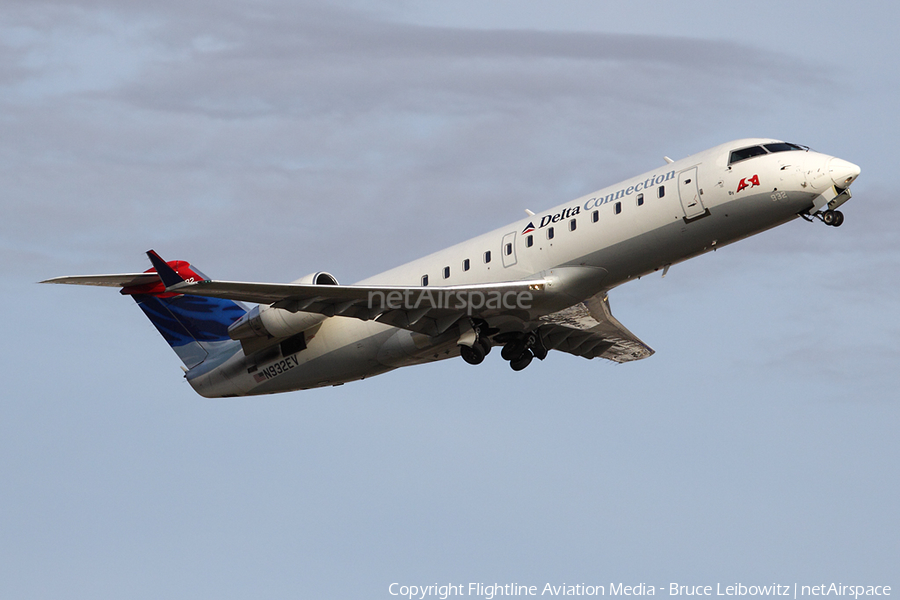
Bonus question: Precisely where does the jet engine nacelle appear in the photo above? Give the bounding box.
[227,271,338,340]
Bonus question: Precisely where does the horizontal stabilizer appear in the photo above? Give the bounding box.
[40,273,161,288]
[41,251,246,369]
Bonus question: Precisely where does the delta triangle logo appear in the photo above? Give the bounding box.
[522,222,535,234]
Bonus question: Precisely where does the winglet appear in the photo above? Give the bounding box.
[146,250,185,288]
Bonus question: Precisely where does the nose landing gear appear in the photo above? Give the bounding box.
[804,209,845,227]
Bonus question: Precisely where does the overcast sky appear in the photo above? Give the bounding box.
[2,1,898,598]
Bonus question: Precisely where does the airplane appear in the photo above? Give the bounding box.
[42,138,860,397]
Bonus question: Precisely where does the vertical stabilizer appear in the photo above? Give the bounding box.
[121,251,247,368]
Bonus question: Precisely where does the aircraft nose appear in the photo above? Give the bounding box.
[829,157,860,189]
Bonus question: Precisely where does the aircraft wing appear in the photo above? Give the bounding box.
[536,293,654,363]
[168,278,548,338]
[173,279,652,363]
[45,270,652,363]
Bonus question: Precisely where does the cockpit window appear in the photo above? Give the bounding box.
[763,142,805,154]
[728,146,767,165]
[729,142,806,166]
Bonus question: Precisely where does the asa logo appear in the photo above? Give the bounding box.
[736,174,760,193]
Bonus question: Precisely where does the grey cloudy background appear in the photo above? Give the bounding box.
[2,1,898,598]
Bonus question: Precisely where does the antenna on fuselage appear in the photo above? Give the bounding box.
[663,156,674,164]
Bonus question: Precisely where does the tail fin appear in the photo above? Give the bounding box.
[42,251,247,368]
[119,251,247,368]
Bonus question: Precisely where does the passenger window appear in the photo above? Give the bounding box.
[547,227,555,240]
[658,185,665,199]
[505,243,512,256]
[421,275,429,286]
[615,202,622,214]
[592,210,599,223]
[463,258,470,271]
[569,219,576,232]
[443,266,450,279]
[637,193,644,206]
[526,235,533,247]
[484,251,491,264]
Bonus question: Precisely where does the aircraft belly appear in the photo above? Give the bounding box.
[187,319,397,396]
[376,327,459,368]
[250,320,397,393]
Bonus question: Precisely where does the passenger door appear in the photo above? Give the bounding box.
[501,231,518,268]
[677,166,707,221]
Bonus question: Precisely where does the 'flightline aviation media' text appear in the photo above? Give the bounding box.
[388,583,891,600]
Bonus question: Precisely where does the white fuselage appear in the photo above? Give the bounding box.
[187,139,855,397]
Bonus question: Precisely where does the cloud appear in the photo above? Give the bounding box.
[107,7,807,120]
[2,1,829,281]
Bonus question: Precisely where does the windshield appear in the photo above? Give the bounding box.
[729,142,806,166]
[763,142,805,154]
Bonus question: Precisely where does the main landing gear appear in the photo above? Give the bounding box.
[458,321,548,371]
[459,333,493,365]
[458,319,495,366]
[495,330,548,371]
[804,209,845,227]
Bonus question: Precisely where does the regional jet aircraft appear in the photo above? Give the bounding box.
[43,139,860,397]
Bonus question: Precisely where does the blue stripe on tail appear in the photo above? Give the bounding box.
[133,294,247,368]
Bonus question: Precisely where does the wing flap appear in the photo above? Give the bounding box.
[538,293,653,363]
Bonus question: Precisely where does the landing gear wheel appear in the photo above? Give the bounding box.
[832,210,844,227]
[460,343,486,365]
[823,210,836,225]
[510,350,534,371]
[501,340,526,361]
[477,336,492,356]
